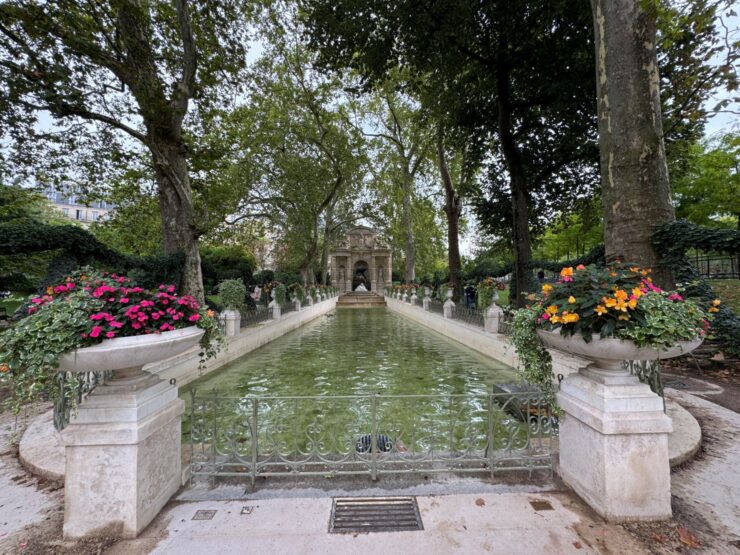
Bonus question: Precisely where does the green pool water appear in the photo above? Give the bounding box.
[182,309,536,455]
[183,308,518,399]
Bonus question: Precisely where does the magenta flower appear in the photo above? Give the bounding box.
[105,331,116,339]
[89,326,103,339]
[188,313,201,322]
[109,321,123,329]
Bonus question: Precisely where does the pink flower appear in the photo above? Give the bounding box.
[167,285,175,293]
[151,312,161,320]
[668,293,684,302]
[105,331,116,339]
[541,313,550,320]
[131,322,142,330]
[89,326,103,339]
[66,282,75,289]
[90,312,111,321]
[188,313,201,322]
[160,323,173,331]
[27,307,37,314]
[120,297,129,304]
[109,320,123,329]
[31,297,45,304]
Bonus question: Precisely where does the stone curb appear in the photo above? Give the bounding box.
[666,397,702,468]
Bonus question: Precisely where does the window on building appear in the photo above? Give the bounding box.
[92,211,99,221]
[75,209,83,220]
[61,208,69,216]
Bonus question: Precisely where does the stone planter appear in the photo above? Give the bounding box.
[57,326,204,539]
[221,308,241,337]
[538,329,702,522]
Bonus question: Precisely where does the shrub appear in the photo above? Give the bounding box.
[218,279,247,310]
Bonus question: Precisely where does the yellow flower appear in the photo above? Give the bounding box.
[610,272,617,277]
[568,296,576,304]
[630,266,640,273]
[604,297,617,308]
[546,305,559,315]
[595,305,607,316]
[618,314,630,321]
[628,299,637,309]
[550,315,561,324]
[563,313,580,323]
[708,307,719,313]
[560,267,574,278]
[46,286,54,295]
[615,300,628,312]
[615,289,628,301]
[542,284,553,294]
[631,288,643,298]
[712,299,721,307]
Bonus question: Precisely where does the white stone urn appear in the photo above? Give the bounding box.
[58,326,204,383]
[57,326,204,539]
[537,330,702,372]
[445,287,454,300]
[424,286,431,297]
[484,304,504,333]
[538,328,702,522]
[410,290,418,305]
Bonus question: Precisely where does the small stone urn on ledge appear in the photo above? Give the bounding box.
[57,326,204,539]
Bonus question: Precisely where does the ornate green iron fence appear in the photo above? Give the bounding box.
[186,389,555,486]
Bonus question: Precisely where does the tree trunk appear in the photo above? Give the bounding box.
[320,226,330,285]
[496,66,533,307]
[401,166,416,282]
[591,0,675,287]
[149,137,204,303]
[437,133,463,301]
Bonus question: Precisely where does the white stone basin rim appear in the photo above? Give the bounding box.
[57,326,205,373]
[537,329,702,362]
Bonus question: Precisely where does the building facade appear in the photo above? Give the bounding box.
[44,187,115,227]
[329,227,392,293]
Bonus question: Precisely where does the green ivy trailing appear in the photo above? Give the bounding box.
[653,220,740,355]
[511,306,556,409]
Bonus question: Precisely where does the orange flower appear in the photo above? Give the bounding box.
[46,286,54,295]
[712,299,721,307]
[563,313,580,323]
[542,284,553,294]
[546,305,559,315]
[550,315,561,324]
[595,305,607,316]
[0,363,9,373]
[708,307,719,313]
[615,300,628,312]
[618,314,630,321]
[560,267,574,278]
[628,299,637,309]
[576,264,586,271]
[615,289,628,301]
[206,309,216,318]
[631,288,643,299]
[604,297,617,308]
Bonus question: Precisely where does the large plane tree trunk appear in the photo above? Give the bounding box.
[591,0,675,287]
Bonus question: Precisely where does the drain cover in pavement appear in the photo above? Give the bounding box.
[530,500,554,511]
[192,510,217,520]
[329,497,424,533]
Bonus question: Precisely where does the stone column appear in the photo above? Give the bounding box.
[61,376,183,538]
[484,305,503,333]
[222,309,241,337]
[443,297,455,318]
[557,367,673,521]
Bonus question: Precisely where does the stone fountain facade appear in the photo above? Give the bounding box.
[330,227,392,293]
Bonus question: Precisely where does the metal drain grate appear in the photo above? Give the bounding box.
[329,497,424,534]
[192,510,217,520]
[529,499,554,511]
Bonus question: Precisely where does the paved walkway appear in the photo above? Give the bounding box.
[665,388,740,554]
[0,406,62,553]
[108,491,646,555]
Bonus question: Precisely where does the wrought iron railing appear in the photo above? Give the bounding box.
[428,299,444,315]
[239,307,271,328]
[497,311,514,335]
[281,301,297,316]
[451,305,484,327]
[53,370,111,430]
[186,389,555,486]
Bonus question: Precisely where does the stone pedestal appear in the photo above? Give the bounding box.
[293,299,301,312]
[443,299,455,318]
[423,297,430,310]
[306,295,314,306]
[484,305,503,333]
[410,292,418,305]
[61,375,184,538]
[269,301,281,320]
[557,367,673,521]
[222,309,241,337]
[401,292,408,303]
